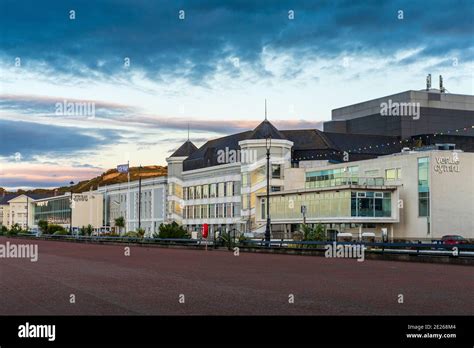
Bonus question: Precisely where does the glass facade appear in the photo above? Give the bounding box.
[418,157,430,217]
[350,191,391,217]
[305,166,361,188]
[34,197,71,225]
[266,190,392,220]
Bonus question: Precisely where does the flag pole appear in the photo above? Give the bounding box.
[127,160,130,234]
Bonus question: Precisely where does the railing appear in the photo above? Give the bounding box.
[8,233,474,258]
[305,176,388,189]
[238,239,474,257]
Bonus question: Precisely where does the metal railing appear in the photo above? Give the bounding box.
[9,233,474,257]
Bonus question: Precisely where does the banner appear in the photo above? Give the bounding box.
[117,164,129,173]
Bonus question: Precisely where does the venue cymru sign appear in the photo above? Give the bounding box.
[434,156,460,174]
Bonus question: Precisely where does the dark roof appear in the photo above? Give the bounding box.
[182,123,402,171]
[170,140,198,157]
[183,131,252,171]
[0,194,19,205]
[249,120,287,140]
[0,193,51,204]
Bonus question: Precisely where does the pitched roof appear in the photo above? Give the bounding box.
[183,131,252,171]
[248,120,287,140]
[0,193,19,205]
[0,193,52,204]
[170,140,198,157]
[182,123,402,171]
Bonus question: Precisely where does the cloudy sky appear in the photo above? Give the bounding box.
[0,0,473,190]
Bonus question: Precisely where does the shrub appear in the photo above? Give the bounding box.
[53,229,69,236]
[114,216,125,234]
[136,228,145,238]
[47,224,67,235]
[124,231,139,238]
[6,223,22,236]
[0,225,7,235]
[154,222,189,239]
[38,220,48,234]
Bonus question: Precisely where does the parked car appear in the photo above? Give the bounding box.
[441,235,469,245]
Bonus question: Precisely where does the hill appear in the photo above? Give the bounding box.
[1,165,167,195]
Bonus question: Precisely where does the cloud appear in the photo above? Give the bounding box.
[0,119,121,160]
[1,0,472,85]
[0,163,104,190]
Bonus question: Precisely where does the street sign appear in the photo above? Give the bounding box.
[301,205,307,214]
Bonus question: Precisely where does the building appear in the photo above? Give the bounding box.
[256,148,474,240]
[166,88,473,240]
[167,120,406,237]
[95,176,167,236]
[1,193,50,229]
[32,192,103,231]
[324,88,474,147]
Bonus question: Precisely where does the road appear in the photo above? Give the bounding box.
[0,237,472,315]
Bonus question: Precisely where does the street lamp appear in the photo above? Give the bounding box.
[264,135,272,245]
[138,165,142,230]
[69,181,74,234]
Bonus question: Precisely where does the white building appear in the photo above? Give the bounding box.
[95,176,167,236]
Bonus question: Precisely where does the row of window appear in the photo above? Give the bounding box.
[184,203,241,219]
[385,168,402,180]
[184,182,237,200]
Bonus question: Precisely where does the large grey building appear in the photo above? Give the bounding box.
[324,89,474,143]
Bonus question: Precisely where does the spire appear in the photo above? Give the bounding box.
[187,123,190,141]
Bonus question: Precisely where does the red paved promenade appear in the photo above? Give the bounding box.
[0,237,472,315]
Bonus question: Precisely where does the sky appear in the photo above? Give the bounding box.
[0,0,473,190]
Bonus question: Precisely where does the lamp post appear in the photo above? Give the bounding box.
[264,136,272,245]
[69,181,74,234]
[138,165,142,230]
[25,195,29,232]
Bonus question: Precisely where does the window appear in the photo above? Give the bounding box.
[217,204,224,218]
[418,157,430,217]
[218,183,225,197]
[271,186,281,192]
[189,186,195,200]
[195,186,201,199]
[226,203,232,218]
[271,164,281,179]
[385,169,396,180]
[210,204,216,218]
[351,191,391,217]
[385,168,401,180]
[261,198,266,219]
[210,184,217,198]
[202,184,209,198]
[226,182,233,196]
[365,169,378,176]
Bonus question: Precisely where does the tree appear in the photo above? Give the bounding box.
[38,220,48,235]
[114,216,125,234]
[299,223,326,247]
[154,222,189,239]
[86,224,93,236]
